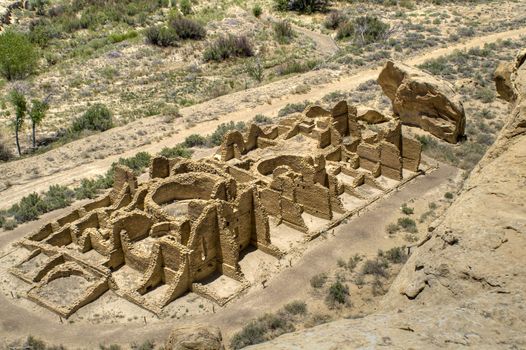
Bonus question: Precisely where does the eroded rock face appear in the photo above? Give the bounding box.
[165,325,225,350]
[377,60,466,143]
[356,106,390,124]
[494,49,526,102]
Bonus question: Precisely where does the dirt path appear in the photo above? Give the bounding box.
[0,162,458,347]
[1,27,525,210]
[292,23,340,55]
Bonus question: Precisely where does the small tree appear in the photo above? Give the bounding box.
[0,30,38,80]
[28,98,49,150]
[9,90,27,156]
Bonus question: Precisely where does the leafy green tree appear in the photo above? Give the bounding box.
[0,30,38,80]
[28,98,49,150]
[9,90,27,156]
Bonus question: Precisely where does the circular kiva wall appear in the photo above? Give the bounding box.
[256,155,315,178]
[145,173,226,221]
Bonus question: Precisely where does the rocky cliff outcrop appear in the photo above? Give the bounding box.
[250,51,526,349]
[165,324,225,350]
[378,60,466,143]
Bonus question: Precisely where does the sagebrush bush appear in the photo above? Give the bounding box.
[179,0,192,15]
[277,101,309,117]
[71,104,113,133]
[310,273,327,288]
[184,134,207,147]
[0,138,13,162]
[397,217,417,233]
[230,313,294,349]
[384,246,408,264]
[274,0,329,13]
[203,35,254,62]
[252,4,263,17]
[361,258,389,277]
[283,301,307,315]
[326,280,349,307]
[170,17,206,40]
[0,30,39,80]
[337,16,389,45]
[324,10,347,29]
[159,145,193,158]
[253,114,272,125]
[208,121,246,146]
[145,25,179,47]
[401,203,414,215]
[273,20,294,43]
[336,21,354,40]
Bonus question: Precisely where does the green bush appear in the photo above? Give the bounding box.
[71,104,113,133]
[384,246,408,264]
[75,178,103,200]
[252,4,263,17]
[203,35,254,62]
[274,0,329,13]
[277,101,309,117]
[273,20,294,44]
[230,313,295,349]
[253,114,272,125]
[336,16,389,45]
[336,21,354,40]
[397,217,417,233]
[170,17,206,40]
[0,138,13,162]
[0,213,6,229]
[208,121,246,146]
[184,134,207,147]
[401,203,414,215]
[325,280,349,307]
[108,30,138,43]
[310,273,328,288]
[0,30,39,80]
[9,193,47,223]
[361,258,389,277]
[386,223,399,234]
[145,25,179,47]
[159,145,193,158]
[283,301,307,315]
[179,0,192,15]
[444,191,454,199]
[324,10,347,30]
[43,185,75,211]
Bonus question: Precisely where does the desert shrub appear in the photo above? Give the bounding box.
[253,114,272,125]
[3,218,18,230]
[336,21,354,40]
[276,59,318,76]
[324,10,347,29]
[371,277,386,296]
[474,87,495,103]
[75,178,103,200]
[347,254,362,271]
[310,273,328,288]
[283,300,307,315]
[230,313,294,349]
[159,145,193,158]
[0,30,39,80]
[0,138,13,161]
[71,104,113,133]
[208,121,246,146]
[325,280,349,307]
[179,0,192,15]
[170,17,206,40]
[246,58,264,82]
[397,217,417,233]
[203,35,254,62]
[401,203,414,215]
[29,20,60,47]
[277,101,309,117]
[386,223,399,234]
[252,4,263,17]
[43,185,75,211]
[274,0,329,13]
[9,193,47,223]
[131,340,154,350]
[361,258,388,277]
[384,246,408,264]
[444,191,454,199]
[145,25,179,47]
[117,152,151,174]
[184,134,207,147]
[108,30,138,43]
[273,20,294,44]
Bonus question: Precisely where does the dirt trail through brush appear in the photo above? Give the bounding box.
[1,27,525,209]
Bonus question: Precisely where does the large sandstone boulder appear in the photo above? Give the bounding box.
[165,325,225,350]
[356,106,390,124]
[494,49,526,102]
[377,60,466,143]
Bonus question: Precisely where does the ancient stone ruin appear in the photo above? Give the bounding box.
[9,100,424,318]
